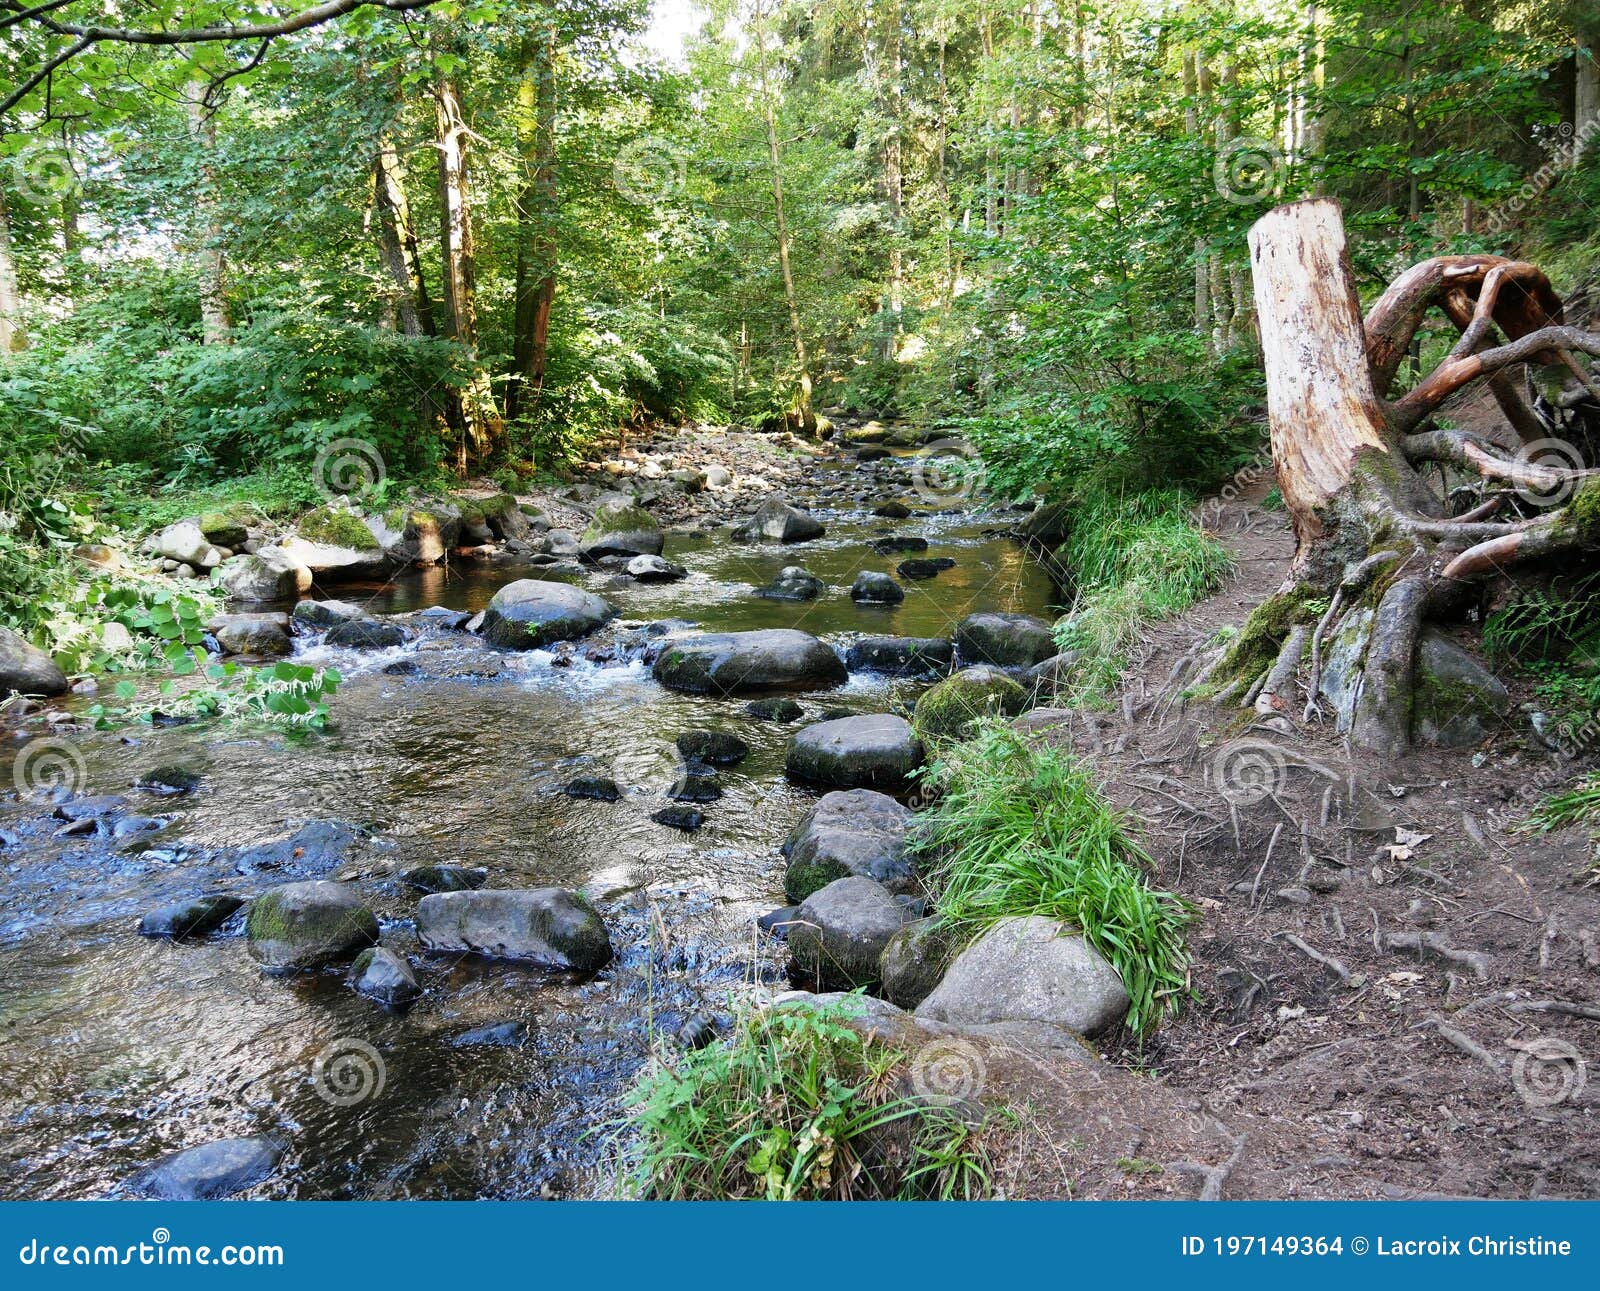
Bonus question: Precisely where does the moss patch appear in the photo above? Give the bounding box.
[198,509,250,548]
[1208,585,1323,691]
[1564,478,1600,540]
[298,507,380,552]
[581,502,659,542]
[913,667,1028,742]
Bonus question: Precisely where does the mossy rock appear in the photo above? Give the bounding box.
[199,509,250,549]
[298,506,380,552]
[913,665,1028,741]
[245,880,379,973]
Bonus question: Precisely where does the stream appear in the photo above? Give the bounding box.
[0,449,1059,1199]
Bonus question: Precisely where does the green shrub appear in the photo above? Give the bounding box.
[624,999,991,1200]
[915,725,1194,1032]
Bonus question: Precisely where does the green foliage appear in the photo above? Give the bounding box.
[87,660,342,731]
[915,725,1194,1033]
[1049,491,1235,700]
[624,999,991,1201]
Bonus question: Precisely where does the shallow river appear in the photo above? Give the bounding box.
[0,452,1058,1199]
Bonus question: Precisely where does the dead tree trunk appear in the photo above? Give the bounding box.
[1203,199,1600,758]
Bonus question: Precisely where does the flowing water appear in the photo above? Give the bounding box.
[0,452,1059,1199]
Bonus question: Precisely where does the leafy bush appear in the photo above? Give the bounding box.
[625,1000,991,1200]
[915,725,1194,1032]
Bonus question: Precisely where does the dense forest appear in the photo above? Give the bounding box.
[2,0,1600,1205]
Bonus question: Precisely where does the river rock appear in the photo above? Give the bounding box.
[366,504,462,566]
[1026,651,1082,702]
[139,894,244,939]
[153,520,223,570]
[782,787,915,902]
[913,665,1029,741]
[675,730,749,766]
[416,888,612,970]
[653,629,845,695]
[844,636,952,677]
[0,626,67,697]
[480,579,617,650]
[281,517,387,579]
[757,566,825,600]
[732,498,825,543]
[850,570,904,605]
[788,877,916,990]
[199,511,250,549]
[868,535,927,555]
[785,714,923,791]
[873,500,912,518]
[914,915,1130,1037]
[402,865,487,894]
[1412,632,1511,747]
[245,880,380,972]
[350,946,421,1006]
[325,618,408,650]
[451,1020,527,1048]
[292,599,367,629]
[474,493,531,541]
[879,917,957,1010]
[897,558,951,580]
[213,614,292,657]
[652,805,705,830]
[126,1137,283,1200]
[135,764,202,796]
[626,553,686,582]
[217,548,307,603]
[564,775,622,801]
[580,501,664,560]
[955,611,1057,667]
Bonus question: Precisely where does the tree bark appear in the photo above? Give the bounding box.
[0,189,26,352]
[371,140,434,338]
[507,16,559,425]
[1578,32,1598,164]
[185,86,231,345]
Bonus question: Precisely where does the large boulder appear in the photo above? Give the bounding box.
[480,579,617,650]
[785,714,923,791]
[756,566,825,601]
[198,510,250,550]
[732,498,825,543]
[474,492,531,541]
[366,504,462,566]
[845,636,952,677]
[850,571,904,605]
[153,520,223,570]
[212,614,292,657]
[782,787,916,902]
[245,880,379,973]
[879,918,957,1010]
[1026,651,1082,703]
[1412,632,1511,748]
[580,500,664,560]
[217,547,309,603]
[126,1137,282,1200]
[0,627,67,697]
[914,915,1130,1038]
[912,665,1029,741]
[653,629,846,695]
[788,877,916,990]
[282,507,389,579]
[292,599,367,629]
[416,888,612,970]
[955,612,1057,667]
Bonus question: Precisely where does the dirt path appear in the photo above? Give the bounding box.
[980,463,1600,1200]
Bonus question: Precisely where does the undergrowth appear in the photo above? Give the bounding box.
[624,1000,991,1200]
[914,724,1194,1032]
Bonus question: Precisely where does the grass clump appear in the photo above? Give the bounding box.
[624,1000,991,1200]
[915,724,1193,1032]
[1050,490,1234,700]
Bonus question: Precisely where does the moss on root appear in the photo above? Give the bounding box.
[1206,585,1324,693]
[1564,478,1600,541]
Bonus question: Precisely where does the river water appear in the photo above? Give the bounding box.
[0,452,1058,1199]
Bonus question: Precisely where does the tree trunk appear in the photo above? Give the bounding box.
[372,139,435,338]
[508,17,559,425]
[185,87,231,345]
[1207,198,1600,758]
[0,189,25,352]
[753,0,815,432]
[1578,32,1598,164]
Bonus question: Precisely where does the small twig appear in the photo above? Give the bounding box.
[1508,999,1600,1022]
[1249,822,1285,911]
[1422,1013,1505,1074]
[1381,929,1492,981]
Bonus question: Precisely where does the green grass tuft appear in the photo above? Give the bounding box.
[914,724,1194,1032]
[624,999,991,1200]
